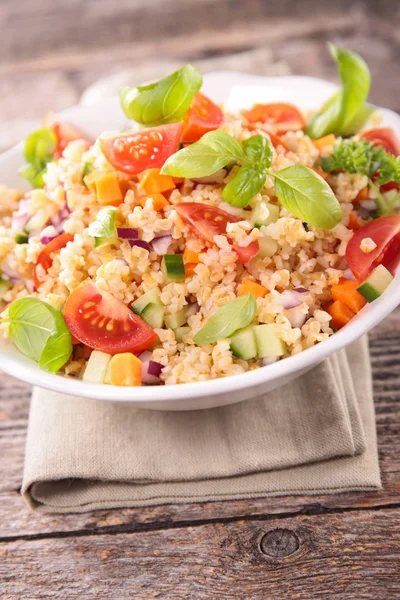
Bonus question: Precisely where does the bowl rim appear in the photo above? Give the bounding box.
[1,72,399,403]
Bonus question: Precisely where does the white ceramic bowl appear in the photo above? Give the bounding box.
[1,72,400,410]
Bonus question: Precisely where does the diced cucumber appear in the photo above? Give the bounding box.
[230,325,257,360]
[141,302,165,329]
[357,264,394,302]
[253,324,286,358]
[131,288,162,314]
[0,278,11,300]
[15,233,29,244]
[164,308,186,330]
[252,200,280,228]
[94,236,117,249]
[161,254,185,282]
[258,236,278,258]
[24,209,49,233]
[83,350,111,383]
[174,325,191,342]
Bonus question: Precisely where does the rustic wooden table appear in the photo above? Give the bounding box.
[1,1,400,598]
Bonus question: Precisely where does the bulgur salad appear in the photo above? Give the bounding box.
[0,43,399,387]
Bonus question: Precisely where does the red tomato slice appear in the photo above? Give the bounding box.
[380,181,400,192]
[345,215,400,281]
[242,103,305,134]
[34,233,74,290]
[181,93,224,143]
[64,280,158,355]
[101,123,182,175]
[175,203,259,263]
[42,113,92,157]
[360,127,400,156]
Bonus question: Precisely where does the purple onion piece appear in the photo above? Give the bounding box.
[359,199,377,212]
[343,268,356,281]
[129,240,151,251]
[141,360,163,385]
[138,350,152,362]
[1,263,21,283]
[11,213,30,233]
[293,287,309,294]
[279,291,303,310]
[51,206,70,228]
[285,306,307,328]
[151,234,172,255]
[118,227,139,239]
[185,302,199,318]
[40,225,58,245]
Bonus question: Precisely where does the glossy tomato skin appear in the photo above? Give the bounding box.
[181,93,224,143]
[42,114,91,158]
[242,103,305,134]
[361,127,400,156]
[345,215,400,281]
[34,233,74,289]
[64,281,158,355]
[176,203,259,263]
[101,123,182,175]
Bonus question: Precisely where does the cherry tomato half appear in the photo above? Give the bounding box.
[181,92,224,143]
[34,233,74,290]
[101,123,182,175]
[345,215,400,281]
[42,113,92,157]
[360,127,400,156]
[176,203,259,263]
[64,280,158,355]
[242,103,305,134]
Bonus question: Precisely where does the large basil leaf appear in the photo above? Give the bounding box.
[120,64,202,126]
[272,165,342,229]
[193,294,256,345]
[20,128,58,188]
[5,297,72,372]
[306,44,370,139]
[222,165,266,208]
[242,135,273,168]
[161,131,245,178]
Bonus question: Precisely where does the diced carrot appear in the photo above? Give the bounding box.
[185,263,197,277]
[313,134,336,151]
[311,166,328,180]
[347,211,360,230]
[95,172,123,206]
[173,177,185,185]
[183,248,201,264]
[331,279,367,313]
[139,193,169,211]
[138,168,176,194]
[326,300,356,330]
[354,187,369,202]
[237,278,268,299]
[108,353,142,386]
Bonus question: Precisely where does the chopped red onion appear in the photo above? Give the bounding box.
[1,263,21,282]
[142,360,163,385]
[129,240,151,251]
[285,306,307,328]
[358,207,372,220]
[11,213,30,233]
[343,268,356,281]
[279,290,303,310]
[262,356,279,366]
[293,287,309,294]
[117,227,139,239]
[359,199,377,212]
[138,350,152,362]
[185,302,199,318]
[40,225,59,245]
[191,169,227,185]
[151,234,172,255]
[51,206,70,229]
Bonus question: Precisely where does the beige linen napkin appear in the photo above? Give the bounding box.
[22,337,381,513]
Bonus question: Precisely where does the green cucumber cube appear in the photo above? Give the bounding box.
[141,302,165,329]
[161,254,185,282]
[174,326,191,342]
[258,236,278,258]
[131,288,162,314]
[357,264,394,303]
[83,350,111,383]
[15,233,29,244]
[164,308,187,330]
[252,200,280,228]
[253,324,286,358]
[230,325,257,360]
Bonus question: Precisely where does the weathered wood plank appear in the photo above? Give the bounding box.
[0,311,399,539]
[1,508,399,599]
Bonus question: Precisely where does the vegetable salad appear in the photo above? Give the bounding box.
[0,43,399,386]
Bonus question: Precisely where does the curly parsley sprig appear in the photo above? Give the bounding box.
[321,138,400,215]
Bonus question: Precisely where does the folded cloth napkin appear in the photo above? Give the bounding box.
[22,337,381,513]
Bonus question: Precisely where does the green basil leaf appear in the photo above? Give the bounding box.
[222,165,266,208]
[161,131,245,178]
[242,135,273,168]
[306,44,370,139]
[5,297,72,372]
[341,102,374,137]
[88,207,118,240]
[20,128,57,188]
[272,165,342,229]
[193,294,256,345]
[120,64,202,126]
